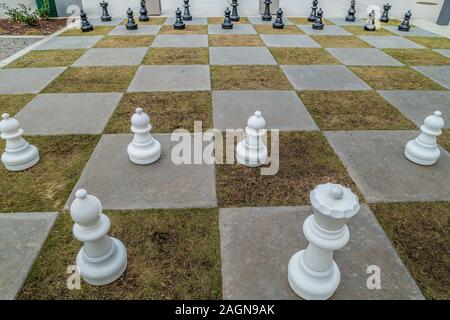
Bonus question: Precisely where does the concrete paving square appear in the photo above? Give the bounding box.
[72,48,148,66]
[358,36,425,49]
[378,90,450,128]
[0,67,66,94]
[435,49,450,58]
[128,65,211,92]
[247,16,293,25]
[260,34,320,47]
[66,134,217,209]
[15,93,123,135]
[413,66,450,89]
[281,65,371,90]
[151,34,208,47]
[209,47,276,65]
[109,24,161,35]
[326,48,404,66]
[33,36,103,50]
[208,24,257,35]
[220,205,424,300]
[327,18,365,26]
[325,130,450,202]
[164,17,208,25]
[0,212,57,300]
[383,26,439,37]
[212,90,318,131]
[298,24,352,36]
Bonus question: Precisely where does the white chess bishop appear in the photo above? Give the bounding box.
[0,113,39,171]
[405,111,445,166]
[127,107,161,165]
[70,189,127,285]
[236,111,268,167]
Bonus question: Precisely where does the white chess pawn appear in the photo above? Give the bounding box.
[0,113,39,171]
[236,111,268,167]
[127,107,161,165]
[405,111,445,166]
[70,189,127,285]
[288,183,360,300]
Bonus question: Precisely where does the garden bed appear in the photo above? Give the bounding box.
[0,18,65,36]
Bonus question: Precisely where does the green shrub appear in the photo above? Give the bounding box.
[0,3,40,26]
[37,0,50,20]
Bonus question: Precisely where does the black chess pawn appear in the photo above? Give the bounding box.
[230,0,240,22]
[100,1,111,22]
[345,0,356,22]
[126,8,138,30]
[182,0,192,21]
[380,3,391,23]
[173,8,185,30]
[273,8,284,29]
[80,10,94,32]
[262,0,272,21]
[139,0,149,22]
[312,8,324,30]
[398,10,411,32]
[308,0,318,22]
[364,10,376,31]
[222,7,233,29]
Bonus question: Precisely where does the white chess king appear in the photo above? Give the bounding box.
[0,113,39,171]
[70,189,127,285]
[404,111,445,166]
[127,107,161,165]
[236,111,268,167]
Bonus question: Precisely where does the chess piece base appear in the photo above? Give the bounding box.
[230,15,240,21]
[183,15,192,21]
[174,23,186,30]
[222,23,233,29]
[404,140,440,166]
[308,16,316,22]
[139,16,150,22]
[127,139,161,165]
[380,17,389,23]
[398,25,410,32]
[1,145,39,171]
[81,25,94,32]
[345,16,356,22]
[262,15,272,21]
[101,16,112,22]
[364,25,376,31]
[126,24,138,30]
[273,22,284,29]
[312,24,324,30]
[236,140,267,167]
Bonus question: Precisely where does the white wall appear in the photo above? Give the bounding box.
[0,0,36,17]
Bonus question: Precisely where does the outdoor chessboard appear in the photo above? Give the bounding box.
[0,15,449,300]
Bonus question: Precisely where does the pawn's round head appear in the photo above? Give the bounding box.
[70,189,102,227]
[0,113,20,133]
[131,107,150,127]
[247,111,266,130]
[330,185,344,200]
[424,111,444,131]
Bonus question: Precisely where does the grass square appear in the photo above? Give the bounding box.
[207,17,250,24]
[343,25,396,36]
[211,65,292,90]
[349,66,446,90]
[6,49,86,68]
[0,94,35,116]
[159,25,207,34]
[142,48,209,64]
[311,35,372,48]
[298,90,416,130]
[380,19,403,27]
[60,26,114,36]
[370,201,450,300]
[208,35,264,46]
[120,17,166,25]
[43,66,137,93]
[383,48,450,66]
[406,37,450,49]
[216,131,359,207]
[289,17,334,25]
[0,135,99,212]
[270,48,339,64]
[94,35,154,48]
[254,25,304,34]
[104,92,212,133]
[441,129,450,153]
[19,208,221,299]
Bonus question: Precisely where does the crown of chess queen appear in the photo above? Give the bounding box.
[236,111,268,167]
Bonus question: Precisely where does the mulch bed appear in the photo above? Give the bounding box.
[0,19,66,36]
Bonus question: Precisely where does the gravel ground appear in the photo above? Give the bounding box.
[0,37,44,61]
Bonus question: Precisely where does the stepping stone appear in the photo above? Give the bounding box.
[383,26,439,37]
[281,65,371,90]
[90,18,124,26]
[325,130,450,202]
[212,90,318,131]
[219,205,424,300]
[33,36,103,50]
[15,93,123,135]
[0,67,65,94]
[208,24,257,35]
[164,17,207,25]
[358,36,425,49]
[209,47,276,65]
[247,16,293,25]
[128,65,211,92]
[73,48,147,66]
[326,48,404,66]
[0,212,57,300]
[66,134,217,209]
[435,49,450,58]
[109,25,161,36]
[378,90,450,128]
[260,34,320,47]
[152,35,208,47]
[298,25,352,36]
[412,66,450,89]
[327,18,365,26]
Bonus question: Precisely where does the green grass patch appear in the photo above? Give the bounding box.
[105,92,212,134]
[370,202,450,300]
[311,35,372,48]
[60,26,114,36]
[254,25,304,34]
[120,17,166,25]
[0,135,99,212]
[380,19,403,27]
[143,48,209,65]
[349,66,445,90]
[270,48,339,64]
[299,90,416,130]
[159,25,207,34]
[19,208,221,299]
[6,50,86,68]
[207,17,250,24]
[0,94,34,116]
[383,48,450,66]
[441,129,450,153]
[406,37,450,49]
[289,17,334,25]
[94,35,154,48]
[208,35,264,46]
[343,25,395,36]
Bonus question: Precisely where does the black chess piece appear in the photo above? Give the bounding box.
[222,7,233,29]
[380,3,391,23]
[100,1,111,22]
[173,7,185,30]
[182,0,192,21]
[273,8,284,29]
[308,0,318,22]
[139,0,149,22]
[398,10,411,32]
[262,0,272,21]
[364,10,376,31]
[312,8,324,30]
[230,0,240,21]
[80,10,94,32]
[126,8,138,30]
[345,0,356,22]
